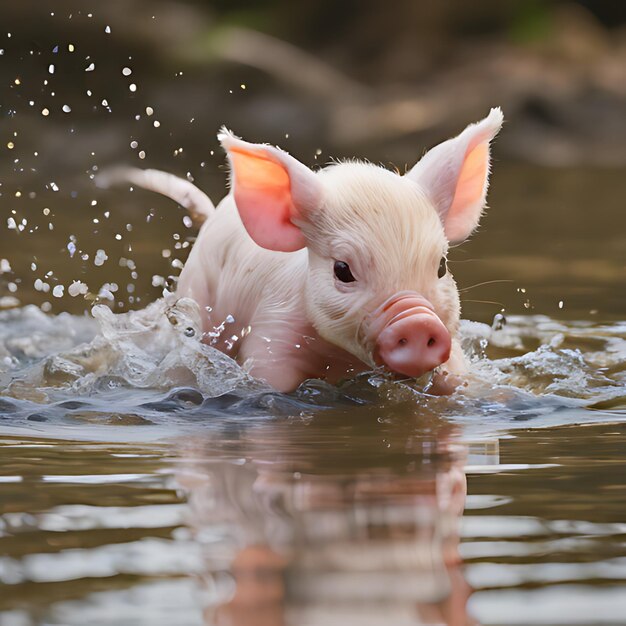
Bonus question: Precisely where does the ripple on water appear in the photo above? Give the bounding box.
[0,301,624,440]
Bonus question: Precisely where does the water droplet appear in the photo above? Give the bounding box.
[62,104,71,113]
[48,64,55,74]
[68,281,88,297]
[52,285,64,298]
[94,249,108,266]
[491,313,506,331]
[145,106,154,116]
[105,26,111,34]
[122,67,132,76]
[138,150,146,159]
[85,62,95,72]
[7,142,14,149]
[68,43,75,52]
[129,83,137,92]
[41,108,50,116]
[14,77,20,85]
[153,120,160,128]
[130,140,138,149]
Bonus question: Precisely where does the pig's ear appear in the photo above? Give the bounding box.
[405,108,503,243]
[218,128,322,252]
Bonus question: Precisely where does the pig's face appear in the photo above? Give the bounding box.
[220,108,502,378]
[301,164,459,369]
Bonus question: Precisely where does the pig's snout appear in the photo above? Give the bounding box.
[369,294,451,379]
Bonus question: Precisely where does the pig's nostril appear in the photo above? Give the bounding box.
[427,337,436,347]
[398,337,408,346]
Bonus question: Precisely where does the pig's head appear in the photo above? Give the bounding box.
[219,108,503,379]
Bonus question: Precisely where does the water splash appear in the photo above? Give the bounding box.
[0,302,623,438]
[1,296,258,400]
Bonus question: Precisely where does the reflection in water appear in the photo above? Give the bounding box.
[177,417,495,626]
[2,422,625,625]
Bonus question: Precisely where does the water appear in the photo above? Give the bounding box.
[1,146,625,626]
[0,293,624,625]
[0,5,625,621]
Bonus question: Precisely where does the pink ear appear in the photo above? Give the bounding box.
[219,129,322,252]
[405,108,503,243]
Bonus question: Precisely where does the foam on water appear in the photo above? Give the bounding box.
[0,299,624,440]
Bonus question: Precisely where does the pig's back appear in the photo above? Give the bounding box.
[176,193,307,334]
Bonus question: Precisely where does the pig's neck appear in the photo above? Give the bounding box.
[212,253,366,390]
[241,318,368,392]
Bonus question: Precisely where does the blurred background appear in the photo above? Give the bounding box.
[0,0,624,321]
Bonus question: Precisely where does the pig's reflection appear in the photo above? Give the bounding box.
[176,411,483,626]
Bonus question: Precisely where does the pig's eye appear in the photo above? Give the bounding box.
[333,260,356,283]
[438,256,447,279]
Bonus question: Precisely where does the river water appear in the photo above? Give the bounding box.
[0,269,624,625]
[0,15,625,621]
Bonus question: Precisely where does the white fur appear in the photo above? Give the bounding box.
[114,111,503,391]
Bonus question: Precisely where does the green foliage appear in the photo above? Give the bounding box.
[509,0,554,42]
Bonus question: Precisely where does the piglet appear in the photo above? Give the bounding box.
[105,108,503,392]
